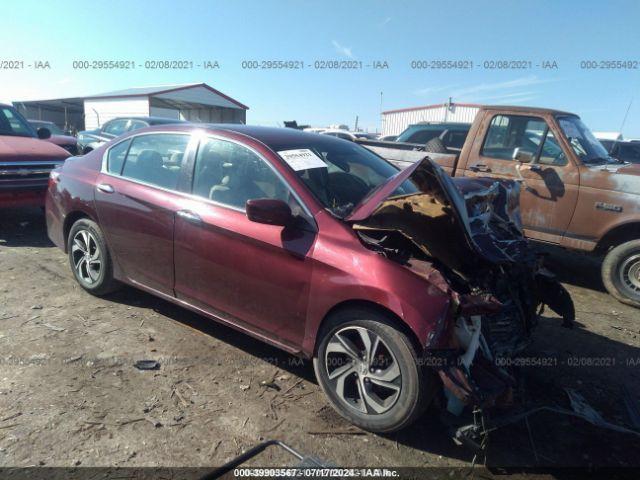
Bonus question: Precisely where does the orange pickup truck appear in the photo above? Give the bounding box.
[362,106,640,307]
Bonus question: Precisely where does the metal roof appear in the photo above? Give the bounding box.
[13,83,248,110]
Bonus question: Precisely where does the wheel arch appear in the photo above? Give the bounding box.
[596,221,640,253]
[62,210,96,252]
[312,299,424,358]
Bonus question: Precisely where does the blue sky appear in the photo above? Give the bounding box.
[2,0,640,135]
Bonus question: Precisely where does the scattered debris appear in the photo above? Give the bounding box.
[307,428,366,435]
[40,323,65,332]
[133,360,160,371]
[1,412,21,423]
[30,305,43,310]
[260,380,280,391]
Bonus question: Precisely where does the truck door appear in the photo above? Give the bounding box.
[461,113,579,242]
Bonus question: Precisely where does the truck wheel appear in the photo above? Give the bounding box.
[313,308,434,433]
[602,240,640,308]
[68,218,120,296]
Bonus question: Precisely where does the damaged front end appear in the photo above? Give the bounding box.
[346,157,574,417]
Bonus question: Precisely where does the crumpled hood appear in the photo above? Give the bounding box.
[0,135,70,161]
[347,158,531,275]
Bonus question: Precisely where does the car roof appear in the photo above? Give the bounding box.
[132,123,356,150]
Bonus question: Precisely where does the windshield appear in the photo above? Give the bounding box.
[0,107,36,137]
[30,120,64,135]
[272,137,417,217]
[557,115,614,165]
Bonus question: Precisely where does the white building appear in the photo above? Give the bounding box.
[382,102,480,136]
[14,83,248,131]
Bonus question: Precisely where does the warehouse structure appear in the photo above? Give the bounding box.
[382,101,480,136]
[13,83,248,132]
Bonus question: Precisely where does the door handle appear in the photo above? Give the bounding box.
[97,183,114,193]
[177,209,203,224]
[469,164,491,173]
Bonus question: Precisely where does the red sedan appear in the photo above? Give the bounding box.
[46,124,571,432]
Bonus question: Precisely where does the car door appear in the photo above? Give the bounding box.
[173,135,317,348]
[462,113,579,242]
[94,132,196,295]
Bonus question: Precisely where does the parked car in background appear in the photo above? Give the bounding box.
[364,105,640,308]
[0,104,70,208]
[606,140,640,164]
[394,122,471,151]
[379,134,398,142]
[28,119,79,155]
[320,129,379,141]
[77,116,185,154]
[46,124,570,432]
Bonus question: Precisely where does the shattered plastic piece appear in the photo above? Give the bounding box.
[134,360,160,371]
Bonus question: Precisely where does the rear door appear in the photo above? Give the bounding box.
[173,135,317,347]
[461,113,579,241]
[94,132,195,295]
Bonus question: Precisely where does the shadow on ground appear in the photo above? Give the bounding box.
[2,207,640,473]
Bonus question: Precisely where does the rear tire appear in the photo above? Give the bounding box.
[601,240,640,308]
[68,218,120,296]
[313,307,433,433]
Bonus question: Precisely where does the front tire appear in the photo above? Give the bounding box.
[602,239,640,308]
[313,308,433,433]
[68,218,120,296]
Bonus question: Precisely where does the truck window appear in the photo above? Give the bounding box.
[481,115,546,161]
[537,130,568,166]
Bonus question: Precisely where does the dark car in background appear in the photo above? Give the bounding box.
[46,123,569,432]
[0,104,70,208]
[77,116,185,154]
[28,119,78,155]
[607,140,640,164]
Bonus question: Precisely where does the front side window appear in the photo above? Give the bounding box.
[120,134,190,190]
[537,130,567,166]
[481,115,547,160]
[192,138,291,211]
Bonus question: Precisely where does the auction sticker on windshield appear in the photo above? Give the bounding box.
[278,149,326,171]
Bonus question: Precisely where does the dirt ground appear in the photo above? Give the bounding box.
[1,207,640,476]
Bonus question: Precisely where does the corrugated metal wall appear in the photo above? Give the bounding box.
[382,104,480,136]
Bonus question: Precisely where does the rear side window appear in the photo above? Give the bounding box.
[481,115,547,160]
[106,139,131,174]
[120,134,190,190]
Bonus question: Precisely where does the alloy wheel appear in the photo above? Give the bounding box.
[324,326,402,415]
[71,229,102,285]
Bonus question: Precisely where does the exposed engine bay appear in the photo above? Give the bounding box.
[347,158,575,415]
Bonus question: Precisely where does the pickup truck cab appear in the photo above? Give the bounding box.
[0,103,70,209]
[362,106,640,308]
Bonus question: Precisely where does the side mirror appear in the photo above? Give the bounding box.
[512,147,534,163]
[37,127,52,140]
[246,198,293,227]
